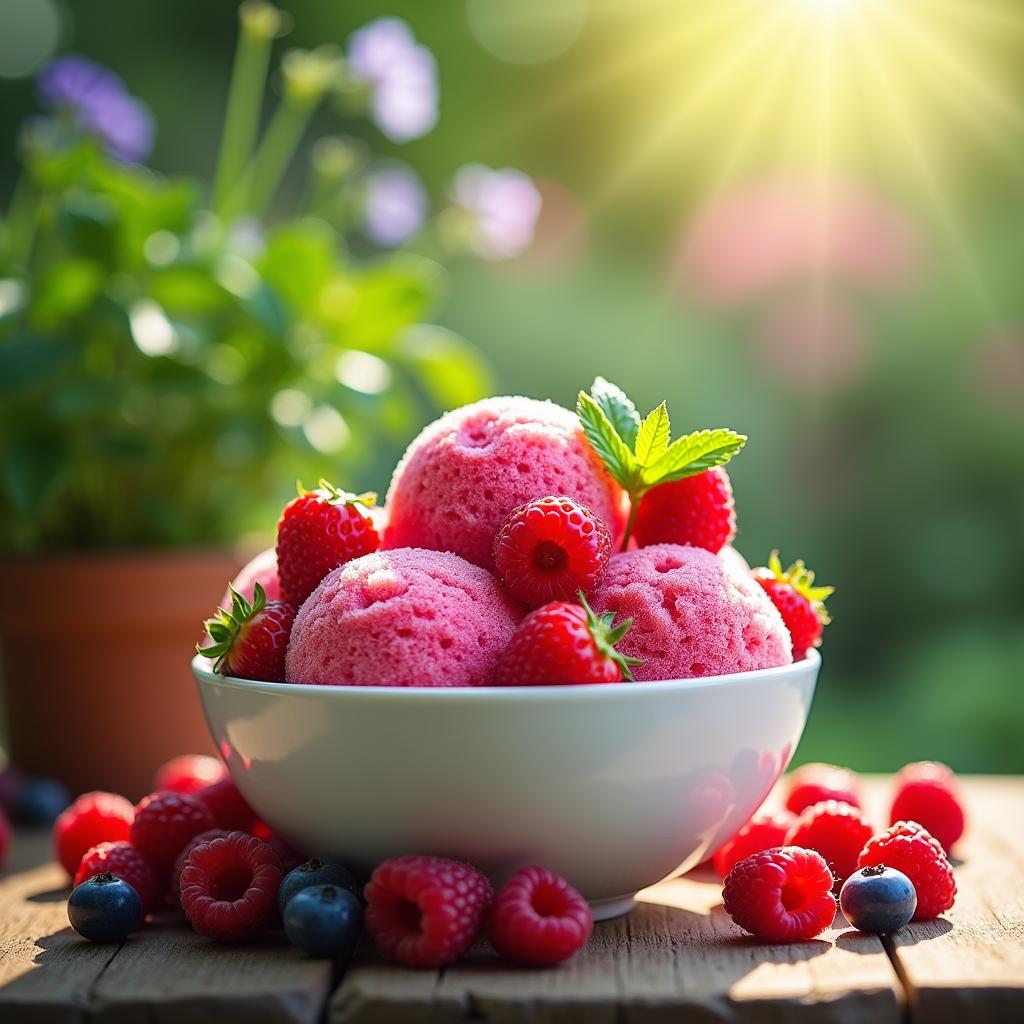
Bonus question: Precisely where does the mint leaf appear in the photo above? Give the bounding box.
[634,402,670,465]
[590,376,640,448]
[576,392,637,488]
[642,428,747,486]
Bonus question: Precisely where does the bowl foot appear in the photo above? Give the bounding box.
[588,895,636,921]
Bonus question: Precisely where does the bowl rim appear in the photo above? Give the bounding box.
[191,648,819,703]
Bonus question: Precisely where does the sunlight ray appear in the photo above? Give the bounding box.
[885,25,1024,171]
[489,0,751,145]
[589,4,792,208]
[849,14,1001,327]
[923,0,1024,39]
[877,2,1024,139]
[700,16,810,199]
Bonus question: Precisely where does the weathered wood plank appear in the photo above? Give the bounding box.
[6,777,1023,1024]
[89,921,336,1024]
[0,830,112,1024]
[885,777,1024,1024]
[331,870,902,1024]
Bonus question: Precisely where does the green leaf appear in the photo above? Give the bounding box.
[590,376,640,448]
[0,337,76,394]
[642,428,747,486]
[635,402,670,465]
[0,435,70,515]
[397,326,490,409]
[576,392,637,488]
[57,193,119,266]
[30,259,103,328]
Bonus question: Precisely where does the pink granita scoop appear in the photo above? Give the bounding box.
[224,547,281,606]
[588,543,792,681]
[284,547,524,687]
[382,396,627,569]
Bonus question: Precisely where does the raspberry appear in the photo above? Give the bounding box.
[752,552,832,661]
[153,755,227,795]
[73,841,161,915]
[54,791,134,877]
[785,763,862,814]
[170,829,230,908]
[858,821,956,920]
[493,496,612,608]
[713,809,796,878]
[252,824,306,874]
[130,791,216,875]
[889,762,965,853]
[784,801,874,887]
[195,778,258,832]
[632,467,736,554]
[364,855,492,967]
[723,846,836,942]
[487,866,592,965]
[180,831,282,940]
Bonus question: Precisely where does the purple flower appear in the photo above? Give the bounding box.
[452,164,542,260]
[36,54,154,162]
[362,165,428,247]
[347,18,438,143]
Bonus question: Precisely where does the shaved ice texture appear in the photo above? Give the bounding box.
[285,548,524,687]
[718,544,750,576]
[589,544,791,681]
[225,547,281,605]
[383,397,627,568]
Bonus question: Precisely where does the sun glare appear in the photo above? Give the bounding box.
[500,0,1024,322]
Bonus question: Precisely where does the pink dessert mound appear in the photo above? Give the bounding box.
[285,548,524,687]
[383,397,627,568]
[718,544,750,576]
[589,544,792,681]
[225,547,281,605]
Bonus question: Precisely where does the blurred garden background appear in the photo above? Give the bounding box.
[1,0,1022,777]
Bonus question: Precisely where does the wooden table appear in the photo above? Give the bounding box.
[2,776,1022,1023]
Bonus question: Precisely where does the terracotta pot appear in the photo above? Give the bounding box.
[0,550,242,799]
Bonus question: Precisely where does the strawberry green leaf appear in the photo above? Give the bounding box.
[578,590,643,682]
[576,391,638,488]
[589,376,641,448]
[634,402,670,466]
[642,428,747,486]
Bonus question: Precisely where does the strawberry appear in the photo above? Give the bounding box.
[493,592,642,685]
[632,466,736,553]
[276,479,380,606]
[575,378,746,551]
[752,551,833,660]
[198,583,295,681]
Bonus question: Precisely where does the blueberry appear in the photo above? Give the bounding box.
[278,857,358,915]
[13,776,71,826]
[68,872,143,943]
[284,884,363,958]
[840,864,917,933]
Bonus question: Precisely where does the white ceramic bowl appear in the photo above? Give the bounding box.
[191,651,819,920]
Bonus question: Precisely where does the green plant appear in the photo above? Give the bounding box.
[0,3,494,552]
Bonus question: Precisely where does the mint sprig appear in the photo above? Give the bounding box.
[576,379,747,549]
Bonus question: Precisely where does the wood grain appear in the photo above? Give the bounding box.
[88,921,335,1024]
[331,871,903,1024]
[885,777,1024,1024]
[0,830,111,1024]
[4,778,1023,1024]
